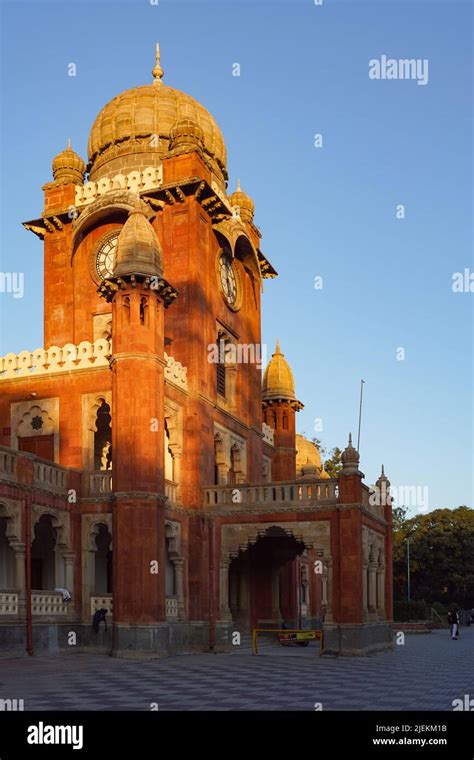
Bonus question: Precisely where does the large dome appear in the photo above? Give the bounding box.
[87,45,227,182]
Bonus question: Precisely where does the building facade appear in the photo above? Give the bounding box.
[0,47,393,657]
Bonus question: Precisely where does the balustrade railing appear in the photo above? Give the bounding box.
[31,591,68,616]
[165,480,178,504]
[33,460,68,493]
[166,597,178,618]
[203,479,338,507]
[0,446,17,481]
[89,471,113,495]
[91,594,113,616]
[0,591,18,615]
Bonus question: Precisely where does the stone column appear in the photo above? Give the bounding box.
[362,562,369,620]
[377,565,385,618]
[11,542,26,619]
[169,445,183,502]
[219,559,232,621]
[62,552,76,619]
[217,463,229,485]
[368,563,377,613]
[174,558,185,620]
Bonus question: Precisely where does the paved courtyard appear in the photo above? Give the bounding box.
[0,628,472,711]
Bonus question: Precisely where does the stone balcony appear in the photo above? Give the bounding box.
[203,479,339,511]
[0,444,74,496]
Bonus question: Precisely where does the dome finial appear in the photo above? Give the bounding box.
[152,42,164,84]
[67,137,71,149]
[275,338,281,354]
[237,178,241,192]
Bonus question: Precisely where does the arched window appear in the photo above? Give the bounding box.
[164,420,174,482]
[31,515,56,590]
[140,296,148,326]
[216,332,226,397]
[122,295,130,324]
[282,412,288,430]
[95,523,112,594]
[94,400,112,471]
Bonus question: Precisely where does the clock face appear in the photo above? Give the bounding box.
[219,252,238,307]
[96,233,119,280]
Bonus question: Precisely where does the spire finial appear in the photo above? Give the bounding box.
[275,338,281,354]
[348,432,353,446]
[152,42,164,84]
[237,178,241,192]
[67,137,71,149]
[381,464,385,476]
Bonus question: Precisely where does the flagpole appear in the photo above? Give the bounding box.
[357,379,365,452]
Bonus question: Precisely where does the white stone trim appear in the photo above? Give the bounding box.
[75,166,163,208]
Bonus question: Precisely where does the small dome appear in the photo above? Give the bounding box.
[113,199,163,279]
[52,141,85,184]
[262,340,296,401]
[341,433,360,471]
[229,180,254,223]
[169,117,204,151]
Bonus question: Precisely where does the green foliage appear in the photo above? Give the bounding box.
[393,599,428,622]
[393,506,474,607]
[324,447,343,479]
[310,439,343,478]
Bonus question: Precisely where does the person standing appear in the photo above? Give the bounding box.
[448,607,460,640]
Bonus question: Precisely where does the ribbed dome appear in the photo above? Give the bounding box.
[262,340,296,401]
[113,200,163,279]
[87,46,227,182]
[52,141,85,184]
[229,180,254,223]
[341,433,360,471]
[169,117,204,151]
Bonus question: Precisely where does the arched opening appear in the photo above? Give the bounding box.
[139,296,148,326]
[228,528,307,632]
[164,420,174,482]
[122,295,131,324]
[94,523,112,594]
[94,400,112,471]
[0,517,15,589]
[165,538,175,596]
[31,515,56,590]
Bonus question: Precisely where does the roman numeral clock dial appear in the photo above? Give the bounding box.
[96,232,119,280]
[218,251,240,310]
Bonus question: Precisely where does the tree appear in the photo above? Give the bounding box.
[392,506,474,607]
[311,439,342,478]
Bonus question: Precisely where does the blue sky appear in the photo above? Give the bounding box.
[0,0,472,511]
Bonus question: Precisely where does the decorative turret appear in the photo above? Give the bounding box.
[262,340,303,481]
[262,340,301,405]
[341,433,360,473]
[229,180,255,223]
[338,433,364,505]
[375,464,390,492]
[98,198,177,306]
[114,199,164,279]
[52,140,85,184]
[169,117,204,153]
